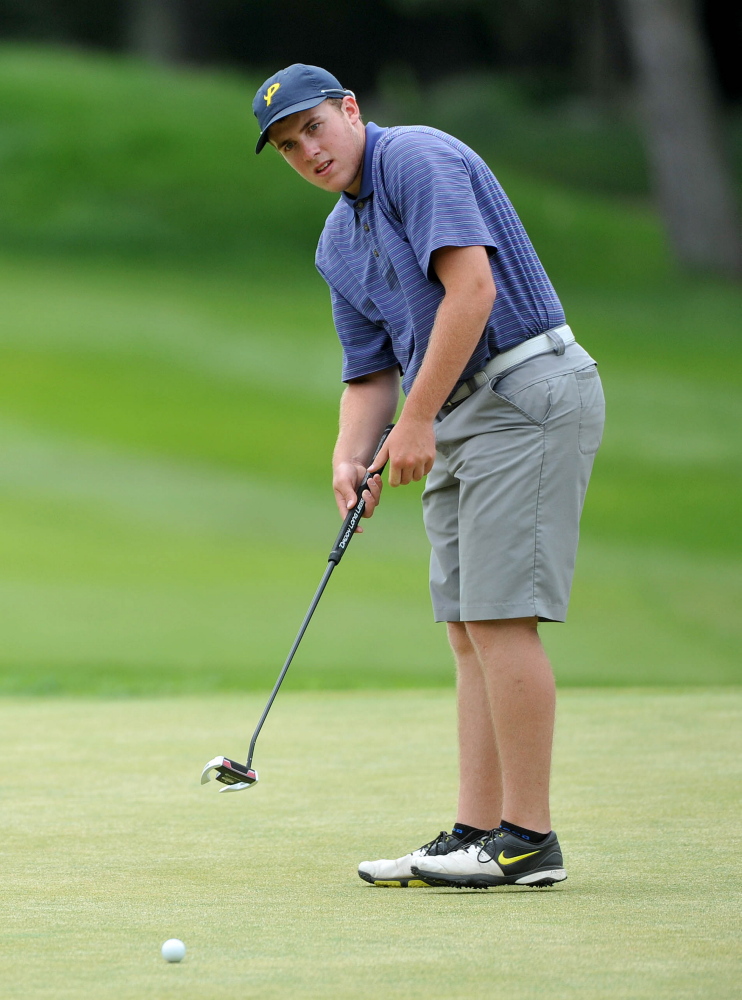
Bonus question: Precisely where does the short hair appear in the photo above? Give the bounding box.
[325,96,364,123]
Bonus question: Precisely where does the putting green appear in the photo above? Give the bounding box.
[1,689,739,999]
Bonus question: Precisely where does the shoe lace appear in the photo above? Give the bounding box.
[418,831,455,856]
[473,828,504,862]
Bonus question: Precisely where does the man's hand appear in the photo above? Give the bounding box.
[367,416,436,487]
[333,460,383,532]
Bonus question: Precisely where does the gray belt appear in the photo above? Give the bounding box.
[440,324,575,416]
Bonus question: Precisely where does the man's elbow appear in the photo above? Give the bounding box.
[468,273,496,314]
[456,262,496,312]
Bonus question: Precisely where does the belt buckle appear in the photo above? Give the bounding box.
[442,385,464,413]
[439,394,461,419]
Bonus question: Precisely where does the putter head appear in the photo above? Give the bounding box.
[201,756,258,793]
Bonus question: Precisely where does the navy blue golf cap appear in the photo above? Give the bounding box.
[253,63,354,154]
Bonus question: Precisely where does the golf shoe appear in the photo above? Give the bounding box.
[358,829,480,887]
[412,827,567,888]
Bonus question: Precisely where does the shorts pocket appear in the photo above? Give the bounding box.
[489,376,552,426]
[575,367,605,455]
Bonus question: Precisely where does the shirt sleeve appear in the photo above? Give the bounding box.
[328,283,399,383]
[379,132,496,281]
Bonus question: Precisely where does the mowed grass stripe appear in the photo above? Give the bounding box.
[0,418,739,688]
[0,690,739,999]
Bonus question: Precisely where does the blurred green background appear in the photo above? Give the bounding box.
[0,39,739,694]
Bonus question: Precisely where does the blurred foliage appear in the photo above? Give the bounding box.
[370,69,651,197]
[370,67,742,201]
[0,0,739,105]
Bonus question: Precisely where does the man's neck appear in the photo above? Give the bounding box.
[344,124,367,198]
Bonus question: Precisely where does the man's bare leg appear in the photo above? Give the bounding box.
[465,617,555,833]
[447,622,502,830]
[409,617,563,887]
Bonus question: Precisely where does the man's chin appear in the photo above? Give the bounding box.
[309,167,354,194]
[313,178,351,195]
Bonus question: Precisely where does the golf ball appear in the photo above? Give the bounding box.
[161,938,186,963]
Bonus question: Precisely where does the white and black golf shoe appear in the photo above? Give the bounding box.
[358,829,481,888]
[411,827,567,889]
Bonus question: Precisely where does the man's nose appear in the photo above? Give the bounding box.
[300,136,320,160]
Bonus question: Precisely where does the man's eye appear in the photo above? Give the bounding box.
[284,142,295,152]
[309,122,320,132]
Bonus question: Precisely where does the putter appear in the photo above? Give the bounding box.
[201,424,394,793]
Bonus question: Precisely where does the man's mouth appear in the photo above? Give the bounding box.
[315,160,333,177]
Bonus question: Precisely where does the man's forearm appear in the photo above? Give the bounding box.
[366,246,496,487]
[401,286,494,424]
[333,368,400,469]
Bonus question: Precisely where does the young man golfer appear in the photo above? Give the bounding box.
[253,64,605,888]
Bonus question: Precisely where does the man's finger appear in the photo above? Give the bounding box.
[368,443,389,475]
[367,473,382,497]
[334,489,356,518]
[361,477,381,517]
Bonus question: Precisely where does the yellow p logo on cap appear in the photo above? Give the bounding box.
[264,83,281,106]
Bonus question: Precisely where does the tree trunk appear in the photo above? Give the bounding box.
[621,0,742,277]
[128,0,188,65]
[579,0,629,105]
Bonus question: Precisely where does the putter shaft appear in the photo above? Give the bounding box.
[246,560,334,769]
[244,424,394,770]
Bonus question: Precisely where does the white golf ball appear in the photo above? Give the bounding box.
[161,938,186,963]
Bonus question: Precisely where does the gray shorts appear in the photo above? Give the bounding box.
[422,342,605,623]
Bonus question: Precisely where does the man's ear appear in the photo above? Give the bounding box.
[342,95,362,125]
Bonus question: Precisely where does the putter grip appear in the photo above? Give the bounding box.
[328,424,394,565]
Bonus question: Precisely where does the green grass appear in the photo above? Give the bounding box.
[0,45,327,260]
[0,45,740,691]
[0,253,739,692]
[0,44,674,286]
[1,690,740,999]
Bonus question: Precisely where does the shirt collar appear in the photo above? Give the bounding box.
[341,121,386,210]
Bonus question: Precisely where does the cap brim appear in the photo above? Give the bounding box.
[255,95,329,154]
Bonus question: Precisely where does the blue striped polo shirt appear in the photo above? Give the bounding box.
[315,122,565,396]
